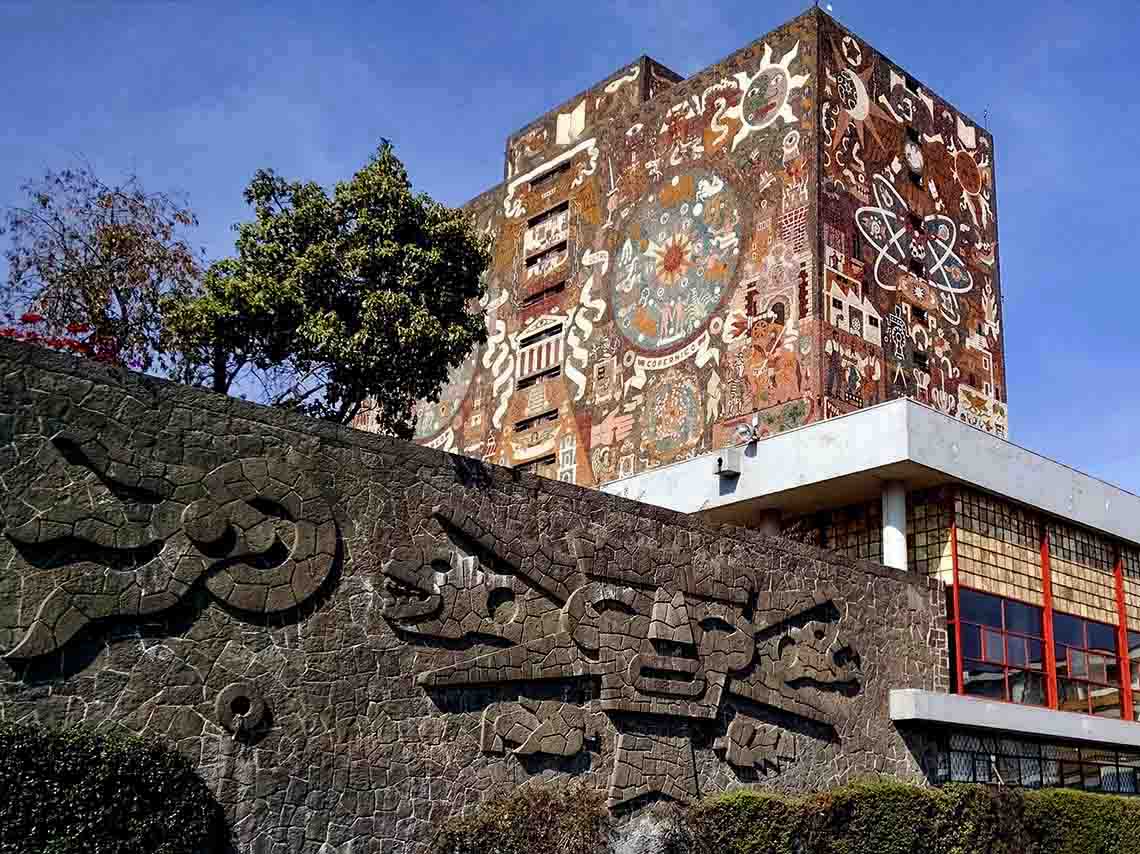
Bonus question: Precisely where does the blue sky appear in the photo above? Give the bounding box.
[2,1,1137,488]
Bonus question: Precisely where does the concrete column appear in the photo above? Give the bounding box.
[881,480,908,570]
[757,509,782,536]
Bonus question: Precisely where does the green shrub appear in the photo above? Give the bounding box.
[430,780,614,854]
[435,777,1140,854]
[692,781,1140,854]
[0,721,229,854]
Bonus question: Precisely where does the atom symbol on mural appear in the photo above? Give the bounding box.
[855,174,973,323]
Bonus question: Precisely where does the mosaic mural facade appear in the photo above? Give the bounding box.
[374,9,1006,486]
[0,339,946,852]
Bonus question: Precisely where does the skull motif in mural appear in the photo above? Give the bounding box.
[382,502,861,807]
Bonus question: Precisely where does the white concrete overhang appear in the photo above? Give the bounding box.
[600,398,1140,548]
[890,689,1140,750]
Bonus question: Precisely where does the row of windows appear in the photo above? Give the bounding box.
[953,587,1140,720]
[932,731,1140,794]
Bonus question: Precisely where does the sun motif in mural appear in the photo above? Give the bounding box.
[611,169,743,353]
[726,41,811,151]
[946,117,994,232]
[826,37,894,162]
[652,233,694,285]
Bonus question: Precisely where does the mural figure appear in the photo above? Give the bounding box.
[383,502,861,807]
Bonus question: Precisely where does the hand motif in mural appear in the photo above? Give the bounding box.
[1,431,338,659]
[382,501,862,808]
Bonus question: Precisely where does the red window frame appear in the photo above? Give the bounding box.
[1054,610,1124,718]
[958,587,1048,707]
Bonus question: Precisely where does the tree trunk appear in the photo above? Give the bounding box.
[211,341,228,393]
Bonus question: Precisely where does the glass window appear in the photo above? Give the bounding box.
[958,588,1046,707]
[1089,621,1117,652]
[1053,613,1084,649]
[1128,630,1140,722]
[1054,611,1123,718]
[936,732,1140,793]
[1006,600,1044,636]
[960,588,1003,628]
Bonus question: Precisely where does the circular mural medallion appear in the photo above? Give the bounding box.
[414,350,479,441]
[611,169,742,353]
[641,369,702,461]
[742,67,791,130]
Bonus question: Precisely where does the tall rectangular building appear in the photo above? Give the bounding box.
[395,7,1006,485]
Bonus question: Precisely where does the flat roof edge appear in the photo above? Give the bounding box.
[889,689,1140,750]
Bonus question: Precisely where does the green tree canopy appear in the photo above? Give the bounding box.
[165,142,490,436]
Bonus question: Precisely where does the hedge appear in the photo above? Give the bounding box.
[687,780,1140,854]
[434,779,1140,854]
[430,780,615,854]
[0,721,229,854]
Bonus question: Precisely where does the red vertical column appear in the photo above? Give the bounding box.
[1115,556,1134,722]
[949,499,965,695]
[1040,522,1059,710]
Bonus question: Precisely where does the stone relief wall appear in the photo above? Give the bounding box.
[1,340,948,853]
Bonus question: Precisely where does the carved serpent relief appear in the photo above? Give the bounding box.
[383,502,861,807]
[1,430,338,659]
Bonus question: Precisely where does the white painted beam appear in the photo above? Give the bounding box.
[890,689,1140,750]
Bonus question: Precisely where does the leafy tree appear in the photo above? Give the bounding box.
[164,142,490,436]
[2,165,203,370]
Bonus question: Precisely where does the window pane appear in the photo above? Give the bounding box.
[1005,600,1044,637]
[960,588,1003,628]
[1007,636,1028,668]
[984,629,1005,664]
[1088,621,1117,653]
[1056,645,1071,678]
[1060,761,1083,788]
[1008,670,1047,706]
[962,624,982,660]
[1082,765,1104,792]
[1071,650,1088,679]
[1054,613,1084,649]
[1027,639,1045,671]
[964,661,1006,700]
[1092,685,1122,719]
[1059,679,1089,714]
[1087,653,1109,685]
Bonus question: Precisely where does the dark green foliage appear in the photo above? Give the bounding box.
[436,778,1140,854]
[163,142,490,435]
[689,780,1140,854]
[0,721,229,854]
[429,780,614,854]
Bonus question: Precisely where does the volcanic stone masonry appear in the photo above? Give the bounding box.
[0,339,948,853]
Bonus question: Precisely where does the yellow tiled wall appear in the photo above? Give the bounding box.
[909,489,954,583]
[954,489,1044,606]
[1122,547,1140,626]
[1047,520,1117,625]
